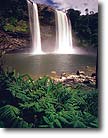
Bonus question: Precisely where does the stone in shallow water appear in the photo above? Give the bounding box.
[51,71,57,77]
[76,70,85,76]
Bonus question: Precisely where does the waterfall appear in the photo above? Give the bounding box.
[27,0,74,55]
[27,0,43,55]
[56,10,74,54]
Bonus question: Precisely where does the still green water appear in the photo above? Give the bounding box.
[3,54,96,77]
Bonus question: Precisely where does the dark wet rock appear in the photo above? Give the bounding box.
[83,79,90,84]
[79,74,86,79]
[51,71,96,88]
[7,32,30,39]
[76,70,85,76]
[61,72,67,77]
[0,30,30,53]
[76,70,80,75]
[64,78,75,83]
[91,72,96,77]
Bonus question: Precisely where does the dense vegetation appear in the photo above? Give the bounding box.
[0,0,29,33]
[67,9,98,48]
[0,0,55,33]
[0,67,98,128]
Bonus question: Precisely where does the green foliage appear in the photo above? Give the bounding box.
[0,69,98,128]
[15,20,29,32]
[67,9,98,48]
[9,17,18,26]
[0,0,29,33]
[0,104,33,128]
[3,20,29,33]
[0,105,20,121]
[3,24,15,32]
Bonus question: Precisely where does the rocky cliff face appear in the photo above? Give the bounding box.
[38,4,56,52]
[38,3,56,26]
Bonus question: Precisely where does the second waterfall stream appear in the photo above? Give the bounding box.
[56,10,73,53]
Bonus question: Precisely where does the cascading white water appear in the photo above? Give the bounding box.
[56,10,74,54]
[27,0,43,54]
[27,0,74,54]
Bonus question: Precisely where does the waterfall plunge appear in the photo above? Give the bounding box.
[27,1,43,55]
[56,10,74,54]
[27,0,74,55]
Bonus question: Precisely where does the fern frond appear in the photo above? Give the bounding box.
[11,117,33,128]
[0,105,20,121]
[54,119,62,128]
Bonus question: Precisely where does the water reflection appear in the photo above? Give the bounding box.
[4,54,96,76]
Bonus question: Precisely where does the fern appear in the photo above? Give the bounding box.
[54,119,62,128]
[58,116,70,124]
[11,117,33,128]
[0,105,20,127]
[90,118,98,128]
[43,116,51,124]
[83,112,98,127]
[0,69,98,128]
[0,105,33,128]
[7,83,32,102]
[38,125,49,128]
[73,120,86,128]
[0,105,20,120]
